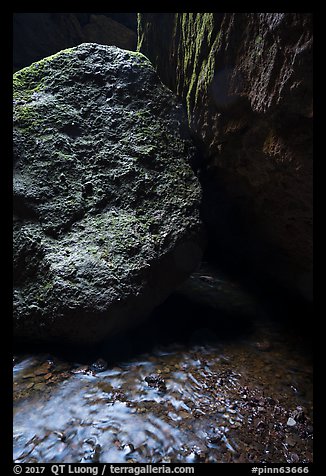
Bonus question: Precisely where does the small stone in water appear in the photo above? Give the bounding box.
[35,363,51,376]
[22,373,35,379]
[292,406,306,423]
[113,439,123,450]
[179,411,190,419]
[286,436,297,447]
[145,373,167,391]
[289,453,300,463]
[125,443,135,453]
[71,365,89,374]
[91,358,108,372]
[53,431,66,442]
[287,417,296,427]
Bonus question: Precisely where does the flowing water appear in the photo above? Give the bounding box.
[13,265,313,463]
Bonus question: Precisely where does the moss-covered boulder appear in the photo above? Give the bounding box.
[13,43,203,345]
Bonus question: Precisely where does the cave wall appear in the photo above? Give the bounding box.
[138,13,313,299]
[13,13,137,71]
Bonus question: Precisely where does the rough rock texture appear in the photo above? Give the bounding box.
[138,13,313,298]
[13,43,203,344]
[13,13,136,71]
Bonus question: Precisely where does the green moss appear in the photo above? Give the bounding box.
[13,47,73,101]
[127,49,153,69]
[138,14,220,125]
[43,281,54,291]
[137,14,145,51]
[255,35,263,44]
[182,13,217,118]
[13,65,46,101]
[14,103,43,133]
[13,48,75,133]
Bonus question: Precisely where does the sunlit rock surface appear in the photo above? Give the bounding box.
[13,43,203,344]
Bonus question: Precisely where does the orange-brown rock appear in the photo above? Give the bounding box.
[138,13,313,298]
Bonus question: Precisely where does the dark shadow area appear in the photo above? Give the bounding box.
[186,132,313,339]
[13,273,312,368]
[13,290,256,363]
[198,163,310,291]
[13,12,137,71]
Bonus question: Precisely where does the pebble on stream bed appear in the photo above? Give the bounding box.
[13,327,313,463]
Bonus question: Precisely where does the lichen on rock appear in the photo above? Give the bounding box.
[13,43,204,344]
[138,13,313,297]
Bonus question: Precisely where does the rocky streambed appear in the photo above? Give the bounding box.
[13,265,313,464]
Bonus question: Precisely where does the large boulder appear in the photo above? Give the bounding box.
[138,13,313,299]
[13,43,203,345]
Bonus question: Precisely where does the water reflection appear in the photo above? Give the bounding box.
[13,263,313,463]
[13,335,313,463]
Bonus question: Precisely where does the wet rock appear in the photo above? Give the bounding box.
[35,362,51,376]
[291,406,306,423]
[256,420,265,430]
[209,432,223,444]
[285,436,297,447]
[287,417,297,427]
[145,373,167,392]
[289,453,300,463]
[125,443,135,453]
[53,431,66,442]
[13,43,203,345]
[91,358,108,372]
[71,365,90,374]
[22,373,36,379]
[92,444,102,463]
[179,411,190,419]
[174,263,258,317]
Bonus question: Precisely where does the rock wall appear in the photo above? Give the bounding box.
[138,13,313,298]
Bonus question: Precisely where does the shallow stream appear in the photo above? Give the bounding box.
[13,264,313,463]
